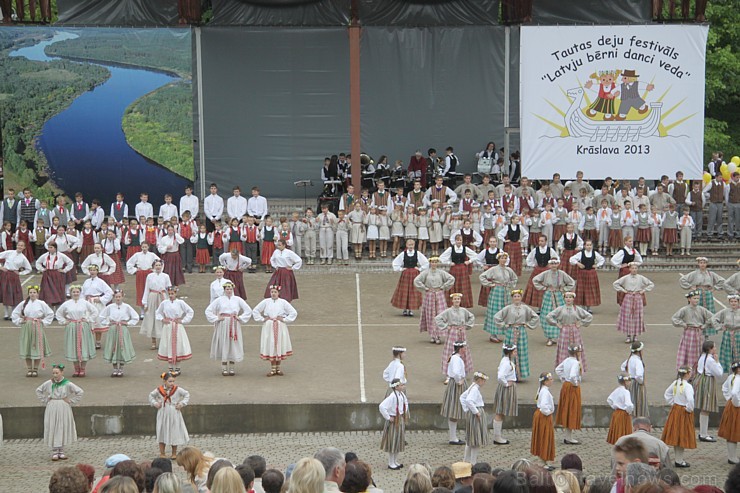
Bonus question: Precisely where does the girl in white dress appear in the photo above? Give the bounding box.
[365,206,379,259]
[156,286,195,376]
[99,290,139,377]
[141,260,171,350]
[36,364,83,461]
[209,266,229,302]
[379,378,409,470]
[253,285,298,376]
[55,286,99,377]
[12,285,55,377]
[149,371,190,459]
[205,282,252,376]
[460,371,489,464]
[80,265,114,349]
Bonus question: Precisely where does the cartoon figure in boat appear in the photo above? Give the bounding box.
[616,69,655,121]
[584,70,621,121]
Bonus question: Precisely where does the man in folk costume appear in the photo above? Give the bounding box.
[493,290,540,380]
[391,239,429,317]
[613,262,655,344]
[523,235,560,310]
[616,69,654,120]
[406,180,427,210]
[435,293,475,382]
[414,257,455,344]
[703,172,728,237]
[372,181,392,210]
[338,184,356,212]
[533,259,576,347]
[672,291,715,372]
[497,214,528,276]
[480,252,518,343]
[252,285,298,377]
[425,176,458,206]
[611,236,643,305]
[569,239,605,313]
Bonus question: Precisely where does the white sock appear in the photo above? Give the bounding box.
[675,447,684,463]
[464,446,471,462]
[565,429,572,441]
[449,420,458,442]
[388,453,395,467]
[493,419,504,441]
[729,442,738,461]
[699,414,709,436]
[3,306,9,317]
[469,446,479,464]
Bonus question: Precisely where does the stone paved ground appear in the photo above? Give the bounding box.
[0,428,730,492]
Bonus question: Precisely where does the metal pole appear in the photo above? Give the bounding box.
[195,26,207,200]
[349,25,361,194]
[503,25,511,161]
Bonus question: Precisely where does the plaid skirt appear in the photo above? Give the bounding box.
[381,417,406,453]
[676,326,703,370]
[608,229,624,249]
[125,245,141,261]
[483,286,510,337]
[446,264,473,308]
[528,232,541,248]
[466,408,490,447]
[553,224,567,243]
[575,268,601,307]
[720,330,740,373]
[196,248,211,265]
[698,289,717,335]
[616,267,646,306]
[555,382,582,430]
[40,270,66,305]
[661,404,696,449]
[493,383,518,417]
[616,293,645,336]
[693,373,719,413]
[606,409,633,444]
[582,229,599,244]
[483,229,495,247]
[662,228,678,244]
[505,326,531,379]
[441,379,468,420]
[107,255,126,285]
[134,270,151,308]
[162,252,185,286]
[420,290,447,337]
[391,268,421,310]
[719,400,740,443]
[635,227,651,243]
[441,326,473,374]
[540,291,564,340]
[477,268,495,307]
[79,244,95,264]
[2,271,24,307]
[630,380,650,418]
[504,241,522,276]
[531,409,555,461]
[265,268,299,302]
[224,270,247,300]
[523,266,548,308]
[560,249,578,279]
[556,325,587,371]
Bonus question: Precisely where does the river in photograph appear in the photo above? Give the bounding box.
[10,31,191,208]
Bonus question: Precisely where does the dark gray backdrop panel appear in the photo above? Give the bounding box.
[358,0,500,26]
[360,27,506,176]
[200,27,350,198]
[210,0,349,26]
[532,0,651,24]
[57,0,178,26]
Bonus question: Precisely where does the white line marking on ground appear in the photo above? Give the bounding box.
[356,273,367,403]
[21,275,35,286]
[0,322,674,329]
[677,272,727,309]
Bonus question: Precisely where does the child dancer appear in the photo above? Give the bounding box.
[547,292,593,369]
[56,285,98,377]
[678,207,694,256]
[266,239,302,302]
[125,241,160,319]
[440,236,477,308]
[209,266,229,303]
[382,347,407,396]
[435,293,475,381]
[35,364,83,461]
[36,242,75,308]
[348,202,366,261]
[252,285,298,377]
[531,372,556,471]
[303,208,318,265]
[13,285,54,377]
[157,225,185,286]
[475,236,504,308]
[14,220,34,265]
[390,203,405,257]
[569,239,605,312]
[522,235,559,311]
[534,259,576,347]
[124,218,143,261]
[149,371,190,459]
[366,205,379,259]
[634,204,653,257]
[260,216,278,272]
[204,282,252,376]
[679,257,726,319]
[662,203,678,257]
[415,206,430,255]
[415,257,455,344]
[219,249,252,300]
[379,378,409,470]
[391,239,428,317]
[441,341,468,445]
[714,294,740,371]
[101,230,125,290]
[0,240,33,320]
[156,286,194,376]
[555,345,583,445]
[720,362,740,464]
[493,290,540,380]
[607,204,623,255]
[99,290,139,377]
[610,237,643,305]
[613,262,655,343]
[480,252,518,343]
[661,366,695,468]
[497,215,527,276]
[556,223,582,279]
[429,200,444,256]
[597,199,612,255]
[193,224,212,273]
[377,206,391,258]
[81,265,114,350]
[492,344,518,445]
[694,340,723,442]
[606,374,634,444]
[335,210,350,265]
[141,260,171,350]
[621,342,649,417]
[460,371,489,464]
[671,291,715,371]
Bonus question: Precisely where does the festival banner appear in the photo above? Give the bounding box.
[520,25,708,179]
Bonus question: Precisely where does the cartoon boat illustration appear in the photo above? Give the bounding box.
[565,87,662,142]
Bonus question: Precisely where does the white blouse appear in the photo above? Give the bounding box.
[664,379,694,412]
[537,387,555,416]
[81,252,116,276]
[155,299,194,324]
[497,356,517,386]
[607,386,635,413]
[81,277,114,305]
[621,356,645,384]
[379,390,408,419]
[99,303,140,327]
[219,253,252,271]
[722,375,740,406]
[447,354,466,383]
[270,248,303,270]
[55,299,99,325]
[157,233,184,254]
[11,299,54,326]
[697,354,724,378]
[35,252,74,273]
[125,251,160,274]
[142,272,172,306]
[555,357,582,385]
[382,359,406,386]
[210,278,229,303]
[205,295,252,324]
[0,250,32,273]
[252,298,298,323]
[460,383,485,414]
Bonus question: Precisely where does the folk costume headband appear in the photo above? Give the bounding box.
[269,285,282,291]
[453,341,467,348]
[450,293,463,299]
[28,285,40,292]
[473,371,489,380]
[166,286,179,292]
[564,291,576,298]
[627,261,640,267]
[618,374,632,383]
[696,256,708,262]
[390,380,404,388]
[568,344,582,352]
[510,289,523,296]
[631,342,645,353]
[69,284,83,291]
[732,362,740,371]
[497,252,509,259]
[548,259,560,265]
[729,295,740,301]
[392,346,407,352]
[503,344,517,351]
[538,373,552,382]
[686,290,701,298]
[222,281,235,288]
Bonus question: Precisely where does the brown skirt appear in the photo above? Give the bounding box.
[660,404,696,449]
[606,409,633,444]
[530,409,555,461]
[555,382,582,430]
[719,400,740,443]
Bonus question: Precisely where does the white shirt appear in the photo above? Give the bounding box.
[81,252,116,276]
[607,386,634,413]
[569,249,605,268]
[210,278,229,303]
[125,251,160,274]
[46,233,78,253]
[247,195,269,219]
[439,246,476,265]
[157,233,184,254]
[11,299,54,326]
[179,194,200,219]
[205,294,252,323]
[525,246,559,267]
[252,297,298,323]
[35,252,74,273]
[90,207,105,229]
[227,195,248,220]
[99,302,140,327]
[555,357,581,385]
[142,272,171,306]
[155,299,194,324]
[621,356,645,384]
[219,252,252,271]
[496,224,528,245]
[379,390,408,419]
[135,201,154,220]
[451,228,483,247]
[101,237,121,256]
[81,277,114,304]
[158,203,178,222]
[391,250,429,272]
[722,374,740,407]
[109,202,129,221]
[204,193,225,221]
[610,248,643,267]
[497,356,517,385]
[537,387,555,416]
[382,358,406,386]
[447,353,466,383]
[270,248,302,270]
[557,233,584,252]
[460,383,484,414]
[664,379,694,412]
[56,299,99,325]
[0,250,32,273]
[697,353,724,377]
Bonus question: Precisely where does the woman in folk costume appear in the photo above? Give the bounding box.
[531,372,556,471]
[13,285,54,377]
[723,260,740,296]
[0,240,33,319]
[492,344,519,445]
[149,371,190,459]
[45,225,79,287]
[613,262,655,344]
[391,239,429,317]
[679,257,726,332]
[123,217,144,261]
[415,256,455,344]
[435,293,475,381]
[382,347,407,397]
[379,378,409,470]
[671,290,715,371]
[493,290,540,380]
[661,366,695,468]
[209,266,229,303]
[606,374,635,445]
[555,344,584,445]
[714,294,740,372]
[460,371,490,464]
[14,220,35,264]
[547,292,593,369]
[125,241,160,319]
[441,341,468,446]
[80,242,116,278]
[81,265,113,350]
[253,285,298,377]
[610,236,643,305]
[480,252,518,343]
[522,235,559,310]
[55,285,98,377]
[621,341,649,418]
[569,239,605,312]
[720,362,740,464]
[694,340,724,443]
[157,224,185,286]
[141,260,171,351]
[35,364,83,461]
[265,239,302,302]
[36,242,74,308]
[497,215,528,276]
[557,223,583,279]
[156,286,195,376]
[219,249,252,300]
[475,236,504,307]
[440,235,477,308]
[100,230,125,290]
[99,290,138,377]
[205,282,252,377]
[534,259,576,347]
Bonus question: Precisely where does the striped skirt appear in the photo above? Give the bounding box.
[466,408,490,447]
[720,329,740,373]
[676,326,703,371]
[19,320,51,360]
[446,264,473,308]
[555,325,587,371]
[661,404,696,449]
[441,326,473,375]
[522,266,548,308]
[530,409,555,461]
[608,229,624,249]
[380,417,406,453]
[441,379,468,420]
[391,268,421,310]
[698,289,717,335]
[540,291,564,339]
[505,326,531,380]
[693,373,718,413]
[63,321,96,363]
[493,383,518,417]
[575,268,601,307]
[482,285,510,337]
[719,400,740,443]
[134,269,151,308]
[630,380,650,418]
[40,270,66,305]
[662,228,678,244]
[616,292,646,336]
[606,409,633,444]
[504,241,522,276]
[103,324,136,365]
[555,382,582,430]
[420,290,447,338]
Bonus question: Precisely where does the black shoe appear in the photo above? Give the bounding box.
[448,440,466,445]
[3,316,9,321]
[699,435,717,443]
[408,311,414,317]
[544,465,556,471]
[674,461,690,468]
[563,439,580,445]
[388,465,402,470]
[729,459,739,465]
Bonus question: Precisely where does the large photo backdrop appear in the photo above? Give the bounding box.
[520,25,708,179]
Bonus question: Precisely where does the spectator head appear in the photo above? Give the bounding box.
[584,476,613,493]
[152,472,181,493]
[206,459,234,490]
[614,437,649,478]
[492,470,527,493]
[472,473,495,493]
[236,464,256,490]
[471,463,491,476]
[693,487,723,493]
[145,467,163,493]
[560,453,583,471]
[630,484,664,493]
[100,476,139,493]
[340,460,372,493]
[523,466,556,493]
[111,460,146,493]
[262,469,285,493]
[431,489,452,493]
[632,416,652,433]
[49,466,89,493]
[75,463,96,490]
[551,470,580,493]
[624,463,657,493]
[105,454,131,470]
[244,455,267,478]
[314,447,346,485]
[290,457,326,493]
[151,458,173,474]
[176,446,211,485]
[431,466,455,490]
[511,459,533,472]
[211,467,246,493]
[403,470,433,493]
[344,452,359,464]
[490,468,505,479]
[656,468,680,487]
[451,462,473,485]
